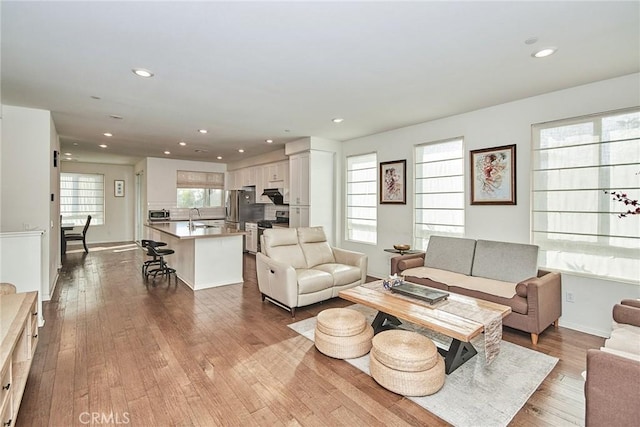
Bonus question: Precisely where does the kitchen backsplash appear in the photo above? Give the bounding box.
[264,204,289,220]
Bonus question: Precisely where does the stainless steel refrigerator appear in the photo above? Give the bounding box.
[225,189,264,231]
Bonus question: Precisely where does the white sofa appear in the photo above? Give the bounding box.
[256,227,367,316]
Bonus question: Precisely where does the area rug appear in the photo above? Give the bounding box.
[288,304,558,427]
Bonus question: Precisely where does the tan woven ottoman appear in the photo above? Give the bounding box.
[370,330,445,396]
[315,308,374,359]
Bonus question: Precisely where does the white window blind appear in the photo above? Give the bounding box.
[346,153,377,244]
[415,138,465,250]
[532,108,640,283]
[60,173,105,225]
[176,171,225,208]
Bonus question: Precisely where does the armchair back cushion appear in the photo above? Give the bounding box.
[424,236,477,275]
[298,227,335,268]
[472,239,539,283]
[263,228,308,268]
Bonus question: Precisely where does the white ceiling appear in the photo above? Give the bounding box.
[2,1,639,165]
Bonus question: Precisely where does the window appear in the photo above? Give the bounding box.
[414,138,465,250]
[176,171,224,208]
[346,153,377,243]
[532,108,640,283]
[60,173,105,225]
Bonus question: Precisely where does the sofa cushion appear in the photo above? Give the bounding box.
[263,228,308,269]
[315,263,362,287]
[298,227,336,268]
[471,239,538,283]
[424,236,477,275]
[449,286,529,315]
[296,269,334,294]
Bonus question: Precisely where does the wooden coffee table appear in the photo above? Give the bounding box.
[338,281,511,374]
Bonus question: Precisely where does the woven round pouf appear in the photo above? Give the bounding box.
[370,330,445,396]
[0,283,17,295]
[315,308,374,359]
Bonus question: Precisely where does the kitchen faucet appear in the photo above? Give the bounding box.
[189,207,201,229]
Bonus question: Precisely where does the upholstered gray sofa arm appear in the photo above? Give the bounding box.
[390,253,425,275]
[332,247,368,284]
[519,271,562,335]
[585,349,640,426]
[256,252,299,309]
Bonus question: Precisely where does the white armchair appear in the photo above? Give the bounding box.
[256,227,367,316]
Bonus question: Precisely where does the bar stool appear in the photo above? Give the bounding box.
[141,239,168,276]
[144,242,177,284]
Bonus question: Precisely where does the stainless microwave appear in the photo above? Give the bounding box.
[148,209,170,221]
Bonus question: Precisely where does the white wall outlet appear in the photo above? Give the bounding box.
[566,292,575,303]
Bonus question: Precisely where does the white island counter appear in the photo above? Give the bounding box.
[145,222,247,290]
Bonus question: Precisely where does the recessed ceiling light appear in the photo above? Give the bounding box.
[109,114,123,120]
[64,157,73,160]
[532,47,557,58]
[179,141,187,146]
[99,144,108,148]
[64,152,72,156]
[332,118,344,123]
[198,129,208,134]
[217,156,222,160]
[238,149,245,153]
[266,139,273,143]
[194,149,208,153]
[103,132,113,137]
[524,37,538,45]
[90,95,101,100]
[164,151,171,155]
[132,68,154,78]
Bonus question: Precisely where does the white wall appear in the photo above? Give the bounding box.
[340,73,640,337]
[61,161,135,245]
[1,105,59,299]
[143,157,226,207]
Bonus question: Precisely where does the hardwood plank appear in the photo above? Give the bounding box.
[16,245,604,427]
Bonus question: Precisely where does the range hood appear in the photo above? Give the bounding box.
[262,188,285,205]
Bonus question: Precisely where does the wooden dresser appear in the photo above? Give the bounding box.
[1,292,38,427]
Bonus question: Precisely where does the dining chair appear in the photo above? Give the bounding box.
[64,215,92,253]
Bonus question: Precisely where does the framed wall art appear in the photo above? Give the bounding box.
[470,144,516,205]
[114,179,125,197]
[380,159,406,204]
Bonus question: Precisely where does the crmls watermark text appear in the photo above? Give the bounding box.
[79,412,130,425]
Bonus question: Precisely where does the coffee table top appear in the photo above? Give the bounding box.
[338,280,511,343]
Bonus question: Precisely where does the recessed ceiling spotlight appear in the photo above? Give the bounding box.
[73,142,79,146]
[238,149,245,153]
[179,141,187,146]
[64,152,72,156]
[532,47,557,58]
[332,118,344,123]
[99,144,108,148]
[217,156,222,160]
[109,114,123,120]
[103,132,113,137]
[90,95,101,100]
[132,68,154,78]
[164,151,171,155]
[198,129,208,134]
[64,157,73,160]
[266,139,273,143]
[524,37,538,45]
[194,149,208,153]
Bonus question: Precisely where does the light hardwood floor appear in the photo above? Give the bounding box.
[18,243,604,426]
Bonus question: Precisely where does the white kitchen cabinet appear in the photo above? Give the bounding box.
[289,206,309,228]
[288,150,334,241]
[245,222,258,253]
[225,170,242,190]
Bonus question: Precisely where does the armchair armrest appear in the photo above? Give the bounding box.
[256,252,299,309]
[585,349,640,426]
[332,247,368,284]
[621,299,640,309]
[613,303,640,328]
[520,271,562,333]
[390,253,425,275]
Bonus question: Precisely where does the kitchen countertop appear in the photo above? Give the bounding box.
[146,221,247,240]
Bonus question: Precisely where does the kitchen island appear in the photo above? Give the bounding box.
[145,222,247,290]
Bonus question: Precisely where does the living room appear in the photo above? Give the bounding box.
[1,2,639,426]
